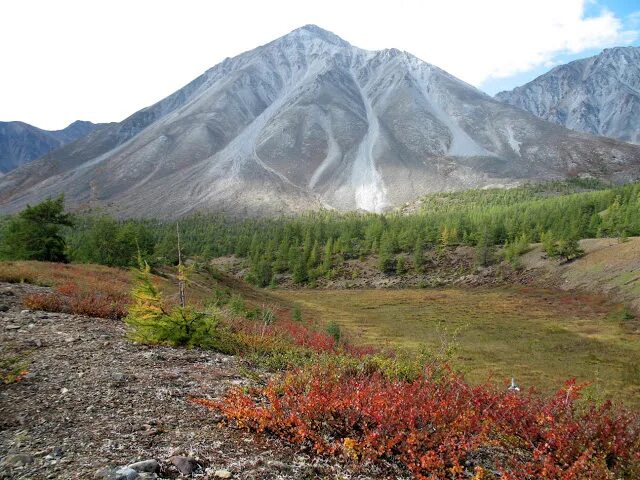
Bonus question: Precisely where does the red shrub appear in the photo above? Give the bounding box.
[24,278,129,319]
[227,316,377,357]
[197,367,640,479]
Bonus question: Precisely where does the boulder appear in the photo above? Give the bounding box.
[127,459,159,473]
[169,455,198,475]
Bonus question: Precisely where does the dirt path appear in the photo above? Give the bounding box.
[0,283,402,480]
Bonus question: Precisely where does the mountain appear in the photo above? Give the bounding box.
[1,26,639,217]
[0,120,107,175]
[495,47,640,144]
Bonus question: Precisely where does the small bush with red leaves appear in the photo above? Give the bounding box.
[196,365,640,479]
[24,281,129,319]
[0,261,133,319]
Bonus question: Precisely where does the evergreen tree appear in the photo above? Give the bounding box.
[292,254,308,284]
[475,228,494,267]
[413,238,425,272]
[274,239,290,273]
[379,231,397,274]
[322,238,333,273]
[554,237,584,262]
[308,240,320,269]
[541,231,557,257]
[1,195,73,262]
[396,256,407,275]
[125,257,232,350]
[249,256,273,287]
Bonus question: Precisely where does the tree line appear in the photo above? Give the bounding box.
[0,179,638,286]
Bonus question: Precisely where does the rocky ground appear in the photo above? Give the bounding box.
[0,283,407,480]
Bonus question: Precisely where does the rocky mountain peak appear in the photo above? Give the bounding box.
[1,26,639,217]
[496,46,640,144]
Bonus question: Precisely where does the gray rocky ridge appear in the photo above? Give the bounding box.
[1,26,639,217]
[496,46,640,144]
[0,120,106,174]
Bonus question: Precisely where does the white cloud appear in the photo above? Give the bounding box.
[0,0,636,129]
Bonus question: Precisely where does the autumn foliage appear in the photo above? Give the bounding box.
[1,261,131,319]
[197,365,640,479]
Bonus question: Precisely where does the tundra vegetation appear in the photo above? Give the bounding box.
[1,179,639,478]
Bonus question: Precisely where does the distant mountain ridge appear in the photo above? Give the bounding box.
[496,46,640,144]
[0,120,107,174]
[1,25,639,217]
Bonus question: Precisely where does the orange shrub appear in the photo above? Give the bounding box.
[1,261,132,319]
[197,367,640,479]
[24,282,129,319]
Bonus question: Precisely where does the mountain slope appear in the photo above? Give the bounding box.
[1,26,640,217]
[0,120,107,174]
[496,47,640,144]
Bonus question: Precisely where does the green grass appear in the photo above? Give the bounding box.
[272,287,640,407]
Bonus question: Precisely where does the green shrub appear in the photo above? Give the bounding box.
[621,306,636,321]
[124,259,238,352]
[553,237,584,262]
[208,287,231,308]
[326,322,342,343]
[229,294,246,315]
[0,349,28,385]
[503,233,530,268]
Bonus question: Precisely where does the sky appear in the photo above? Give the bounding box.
[1,0,638,130]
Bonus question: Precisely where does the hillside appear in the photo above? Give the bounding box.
[0,120,107,174]
[518,237,640,313]
[496,47,640,144]
[1,281,383,480]
[2,259,639,479]
[1,27,640,216]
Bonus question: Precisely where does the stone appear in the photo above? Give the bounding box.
[95,467,140,480]
[0,304,9,312]
[3,453,34,467]
[5,324,21,330]
[214,469,232,479]
[169,455,198,475]
[114,467,139,480]
[20,310,30,315]
[127,459,159,473]
[0,288,15,296]
[267,460,290,471]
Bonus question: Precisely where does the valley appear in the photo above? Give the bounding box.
[273,286,640,406]
[2,14,640,479]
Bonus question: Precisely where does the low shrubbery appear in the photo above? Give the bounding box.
[123,259,373,365]
[24,281,129,319]
[0,352,29,385]
[0,261,131,319]
[124,260,239,352]
[0,347,29,385]
[197,364,640,479]
[541,232,585,262]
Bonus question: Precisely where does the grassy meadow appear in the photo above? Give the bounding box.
[273,287,640,406]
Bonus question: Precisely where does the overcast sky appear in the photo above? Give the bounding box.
[1,0,638,130]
